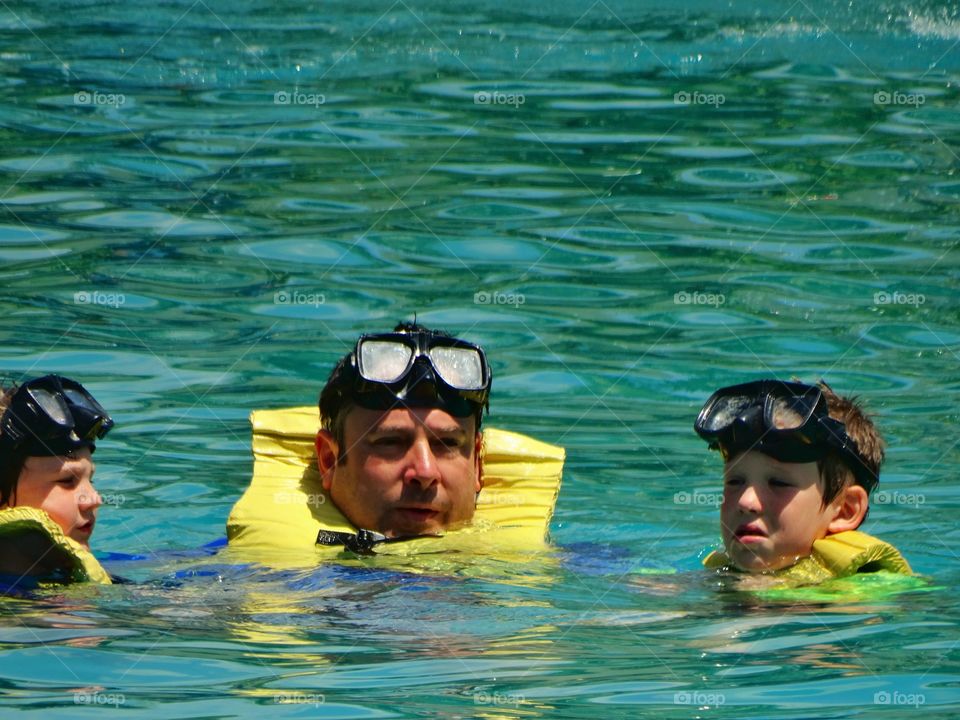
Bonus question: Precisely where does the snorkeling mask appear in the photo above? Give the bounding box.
[694,379,877,491]
[0,375,114,458]
[339,330,491,418]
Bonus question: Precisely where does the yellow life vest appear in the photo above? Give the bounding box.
[0,506,112,584]
[226,407,565,569]
[703,530,912,585]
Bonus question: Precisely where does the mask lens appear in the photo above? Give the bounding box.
[358,341,414,383]
[29,388,71,426]
[767,387,820,430]
[701,394,753,433]
[429,346,484,389]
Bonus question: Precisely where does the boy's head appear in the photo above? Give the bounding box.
[0,375,113,547]
[694,379,883,572]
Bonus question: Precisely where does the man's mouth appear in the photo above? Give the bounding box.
[396,506,439,522]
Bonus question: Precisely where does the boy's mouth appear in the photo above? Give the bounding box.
[734,523,767,542]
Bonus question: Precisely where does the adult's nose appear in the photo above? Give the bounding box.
[403,437,441,489]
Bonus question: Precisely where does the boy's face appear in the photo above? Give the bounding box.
[13,448,101,548]
[720,450,841,572]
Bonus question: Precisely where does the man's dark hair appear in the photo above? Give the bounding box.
[319,322,484,450]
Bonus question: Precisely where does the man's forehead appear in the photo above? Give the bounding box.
[348,406,475,434]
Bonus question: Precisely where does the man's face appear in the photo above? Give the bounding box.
[316,406,482,537]
[13,448,101,548]
[720,450,839,572]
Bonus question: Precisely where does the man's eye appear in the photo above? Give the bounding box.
[724,476,744,487]
[769,478,793,488]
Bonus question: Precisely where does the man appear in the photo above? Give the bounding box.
[315,322,491,540]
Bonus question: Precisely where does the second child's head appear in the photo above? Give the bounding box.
[0,375,114,548]
[695,380,883,572]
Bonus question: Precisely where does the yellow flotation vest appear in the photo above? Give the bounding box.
[703,530,912,585]
[0,506,112,584]
[226,407,565,568]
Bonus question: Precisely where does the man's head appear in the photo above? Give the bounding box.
[695,379,883,572]
[315,323,491,537]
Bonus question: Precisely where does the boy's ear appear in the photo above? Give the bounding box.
[315,430,339,491]
[827,484,869,533]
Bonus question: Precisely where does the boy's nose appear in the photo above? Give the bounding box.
[78,481,102,510]
[738,484,762,512]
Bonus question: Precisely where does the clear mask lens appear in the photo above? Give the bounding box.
[30,388,71,425]
[359,341,414,383]
[430,346,483,389]
[701,394,753,432]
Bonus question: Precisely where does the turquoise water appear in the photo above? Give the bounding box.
[2,1,960,717]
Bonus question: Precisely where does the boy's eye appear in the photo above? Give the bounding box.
[724,476,744,487]
[769,477,793,488]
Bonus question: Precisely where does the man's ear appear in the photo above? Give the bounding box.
[315,430,339,491]
[827,484,869,533]
[474,431,484,494]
